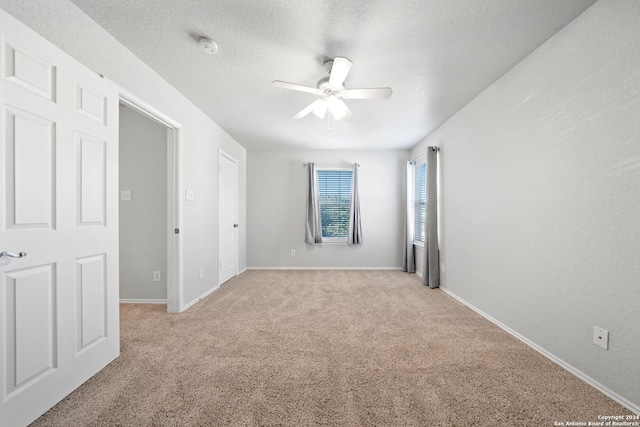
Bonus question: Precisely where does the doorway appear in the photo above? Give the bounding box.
[219,150,238,285]
[118,91,183,313]
[119,104,168,304]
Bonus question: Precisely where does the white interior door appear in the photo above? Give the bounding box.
[0,10,119,426]
[219,151,238,285]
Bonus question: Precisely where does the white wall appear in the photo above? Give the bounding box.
[248,150,408,269]
[0,0,248,309]
[412,0,640,412]
[119,105,167,301]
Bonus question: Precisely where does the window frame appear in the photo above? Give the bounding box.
[315,167,353,244]
[413,156,426,246]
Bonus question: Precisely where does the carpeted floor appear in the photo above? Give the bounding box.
[31,270,629,426]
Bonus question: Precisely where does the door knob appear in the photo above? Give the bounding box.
[233,224,239,228]
[0,251,27,259]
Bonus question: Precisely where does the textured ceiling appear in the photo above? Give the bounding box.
[68,0,597,150]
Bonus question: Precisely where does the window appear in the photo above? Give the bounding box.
[414,157,426,244]
[316,168,353,240]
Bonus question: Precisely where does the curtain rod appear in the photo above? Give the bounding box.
[303,163,360,167]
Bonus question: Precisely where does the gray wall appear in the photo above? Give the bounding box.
[119,105,167,301]
[413,0,639,411]
[248,150,408,269]
[0,0,248,309]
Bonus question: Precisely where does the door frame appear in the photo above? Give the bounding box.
[218,149,239,285]
[117,87,184,313]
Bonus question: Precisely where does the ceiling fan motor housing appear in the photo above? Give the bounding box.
[316,76,343,96]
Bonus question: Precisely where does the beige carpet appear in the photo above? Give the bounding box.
[31,270,629,426]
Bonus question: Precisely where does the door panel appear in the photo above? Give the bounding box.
[5,264,56,393]
[0,10,119,426]
[3,37,55,101]
[76,83,106,125]
[77,133,106,225]
[5,107,55,229]
[76,254,107,351]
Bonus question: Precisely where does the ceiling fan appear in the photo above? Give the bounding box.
[272,57,392,124]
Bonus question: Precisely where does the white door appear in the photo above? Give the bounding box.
[0,11,119,426]
[219,151,238,285]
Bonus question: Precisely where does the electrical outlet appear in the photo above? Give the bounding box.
[441,262,446,272]
[153,271,161,282]
[186,189,195,201]
[291,249,296,257]
[593,326,609,350]
[120,190,132,201]
[199,267,204,278]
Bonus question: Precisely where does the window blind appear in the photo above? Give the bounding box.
[317,169,353,239]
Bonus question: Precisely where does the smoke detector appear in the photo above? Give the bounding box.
[199,37,218,55]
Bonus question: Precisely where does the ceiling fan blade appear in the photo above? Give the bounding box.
[272,80,321,95]
[342,87,393,99]
[293,99,325,119]
[329,57,352,87]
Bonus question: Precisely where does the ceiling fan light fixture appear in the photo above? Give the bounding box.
[327,96,346,120]
[312,99,327,119]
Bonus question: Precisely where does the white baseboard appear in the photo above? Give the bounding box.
[439,287,640,415]
[119,299,167,304]
[180,270,248,312]
[246,266,403,271]
[181,284,220,312]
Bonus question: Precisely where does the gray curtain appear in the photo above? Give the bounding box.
[347,163,362,245]
[402,161,415,273]
[423,147,440,288]
[305,162,323,244]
